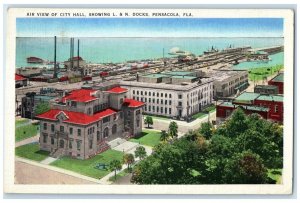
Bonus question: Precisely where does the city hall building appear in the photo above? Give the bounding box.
[36,82,144,159]
[120,71,214,121]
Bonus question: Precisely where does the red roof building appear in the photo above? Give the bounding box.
[123,98,145,108]
[15,74,26,81]
[36,108,117,125]
[62,89,97,103]
[268,73,284,94]
[106,86,128,94]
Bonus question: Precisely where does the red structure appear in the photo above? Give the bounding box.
[268,73,284,94]
[216,92,283,124]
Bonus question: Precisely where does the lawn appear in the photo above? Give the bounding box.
[248,64,283,81]
[267,169,282,184]
[50,149,124,179]
[144,114,170,121]
[129,129,161,147]
[15,118,30,126]
[15,143,50,162]
[15,123,39,142]
[192,105,216,119]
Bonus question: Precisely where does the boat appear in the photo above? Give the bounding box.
[26,56,44,64]
[203,46,219,55]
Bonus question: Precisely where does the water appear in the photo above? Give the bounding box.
[233,52,284,70]
[16,37,284,68]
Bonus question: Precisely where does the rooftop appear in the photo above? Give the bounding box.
[234,92,260,103]
[106,86,128,94]
[36,108,117,125]
[218,102,269,112]
[142,74,169,78]
[255,85,278,90]
[163,71,194,76]
[123,98,145,108]
[207,70,247,82]
[62,89,97,103]
[15,74,26,81]
[172,75,197,79]
[270,73,284,83]
[256,94,283,102]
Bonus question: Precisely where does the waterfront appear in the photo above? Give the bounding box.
[16,37,283,68]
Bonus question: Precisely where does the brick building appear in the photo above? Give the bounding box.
[36,84,144,159]
[216,92,283,124]
[268,73,284,94]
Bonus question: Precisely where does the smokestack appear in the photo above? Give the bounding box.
[53,36,57,78]
[77,39,80,70]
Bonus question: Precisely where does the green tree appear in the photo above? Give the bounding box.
[168,121,178,139]
[123,153,135,171]
[199,122,214,140]
[109,159,122,180]
[225,107,248,138]
[144,116,153,128]
[160,130,170,142]
[34,102,50,115]
[223,151,269,184]
[134,146,147,160]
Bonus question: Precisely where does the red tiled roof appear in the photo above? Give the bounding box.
[15,74,26,81]
[123,98,144,108]
[70,56,83,61]
[62,89,97,103]
[36,108,117,125]
[106,86,128,94]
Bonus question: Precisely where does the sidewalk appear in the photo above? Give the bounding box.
[15,134,39,147]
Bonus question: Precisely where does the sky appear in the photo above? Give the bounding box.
[16,18,284,38]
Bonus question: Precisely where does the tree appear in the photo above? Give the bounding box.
[168,121,178,139]
[199,122,213,139]
[34,102,50,116]
[160,130,170,142]
[134,146,147,160]
[109,159,122,180]
[223,151,269,184]
[144,116,153,128]
[123,153,135,172]
[225,107,248,138]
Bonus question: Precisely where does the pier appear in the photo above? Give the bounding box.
[251,45,284,54]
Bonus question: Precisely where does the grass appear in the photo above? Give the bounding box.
[129,129,161,147]
[15,124,38,142]
[50,149,124,179]
[144,114,170,121]
[248,64,283,81]
[192,105,216,119]
[15,143,50,162]
[15,118,29,126]
[267,169,282,184]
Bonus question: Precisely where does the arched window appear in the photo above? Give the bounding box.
[112,124,117,134]
[104,127,109,138]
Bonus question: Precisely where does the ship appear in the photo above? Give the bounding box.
[26,56,44,64]
[203,46,219,55]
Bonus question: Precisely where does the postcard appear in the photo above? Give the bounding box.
[4,7,294,194]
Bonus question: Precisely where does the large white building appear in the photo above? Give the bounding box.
[120,71,213,121]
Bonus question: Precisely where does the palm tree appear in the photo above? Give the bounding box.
[109,159,122,180]
[134,146,147,160]
[123,153,135,172]
[160,130,170,143]
[168,121,178,139]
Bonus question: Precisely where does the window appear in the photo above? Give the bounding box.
[133,90,135,94]
[152,106,155,111]
[136,110,141,115]
[77,140,81,150]
[161,93,163,97]
[148,98,151,103]
[69,140,72,149]
[112,124,117,134]
[136,119,140,127]
[89,139,93,149]
[137,97,139,100]
[78,129,81,136]
[169,108,172,115]
[87,107,92,115]
[152,99,155,103]
[165,100,167,105]
[165,93,167,98]
[275,105,279,113]
[69,127,73,135]
[169,94,172,98]
[178,94,182,99]
[120,98,124,104]
[43,123,47,130]
[137,90,139,95]
[178,102,182,106]
[145,91,147,96]
[103,116,110,123]
[51,137,54,145]
[157,106,159,112]
[161,107,163,113]
[104,128,109,138]
[165,107,167,114]
[152,92,155,96]
[141,91,143,95]
[157,93,159,97]
[51,124,54,132]
[97,131,100,141]
[133,96,135,100]
[60,126,64,132]
[92,127,95,133]
[43,133,48,143]
[71,101,77,107]
[157,99,159,104]
[169,100,172,105]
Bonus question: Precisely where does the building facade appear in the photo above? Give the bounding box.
[268,73,284,94]
[216,92,283,124]
[120,71,213,121]
[15,74,28,88]
[205,70,249,99]
[36,84,144,159]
